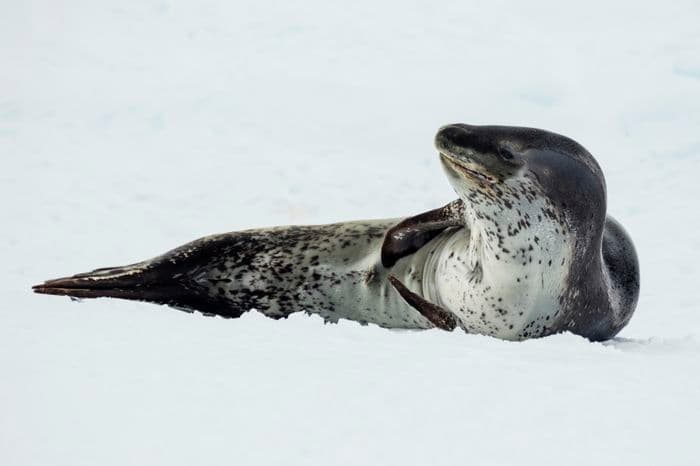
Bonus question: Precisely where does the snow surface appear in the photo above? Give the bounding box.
[2,0,700,465]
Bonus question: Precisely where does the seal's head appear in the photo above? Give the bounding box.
[436,123,606,237]
[435,124,639,340]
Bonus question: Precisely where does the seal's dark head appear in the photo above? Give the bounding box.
[436,123,606,236]
[435,123,639,340]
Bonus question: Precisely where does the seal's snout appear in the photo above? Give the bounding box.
[436,123,501,184]
[435,123,475,155]
[435,123,525,186]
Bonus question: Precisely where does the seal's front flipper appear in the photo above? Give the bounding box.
[381,199,465,268]
[388,275,457,331]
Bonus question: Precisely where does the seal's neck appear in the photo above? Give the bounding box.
[467,194,574,277]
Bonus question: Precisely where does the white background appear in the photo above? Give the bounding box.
[2,1,699,465]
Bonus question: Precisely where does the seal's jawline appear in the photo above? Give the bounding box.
[439,152,495,184]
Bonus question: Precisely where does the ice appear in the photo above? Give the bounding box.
[2,0,699,465]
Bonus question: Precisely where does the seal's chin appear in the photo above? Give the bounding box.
[439,152,496,184]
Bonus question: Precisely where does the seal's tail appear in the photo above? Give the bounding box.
[34,261,170,300]
[32,236,245,318]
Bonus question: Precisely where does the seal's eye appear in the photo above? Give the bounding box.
[498,146,515,161]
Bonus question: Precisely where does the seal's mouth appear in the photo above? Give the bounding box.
[439,152,496,184]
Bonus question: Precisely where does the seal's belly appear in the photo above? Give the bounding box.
[426,231,563,340]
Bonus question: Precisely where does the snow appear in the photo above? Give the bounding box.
[2,0,699,464]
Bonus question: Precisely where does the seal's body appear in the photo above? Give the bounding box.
[163,220,438,330]
[34,124,640,341]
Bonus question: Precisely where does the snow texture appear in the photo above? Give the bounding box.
[2,1,700,465]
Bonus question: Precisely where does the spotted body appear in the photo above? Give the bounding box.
[180,221,435,329]
[34,124,640,341]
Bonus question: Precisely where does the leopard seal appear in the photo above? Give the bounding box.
[33,124,640,341]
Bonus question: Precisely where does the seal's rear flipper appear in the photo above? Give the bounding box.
[381,199,465,268]
[32,241,245,318]
[388,275,457,331]
[33,262,154,299]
